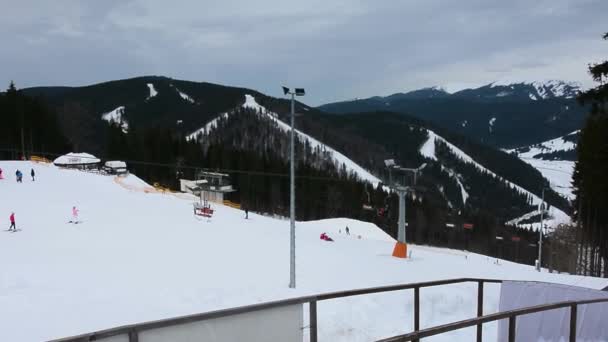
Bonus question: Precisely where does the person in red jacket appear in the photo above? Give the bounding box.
[9,212,16,232]
[320,232,334,242]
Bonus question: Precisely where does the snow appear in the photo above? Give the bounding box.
[189,95,382,186]
[146,83,158,100]
[53,152,100,165]
[104,160,127,168]
[420,130,570,229]
[171,85,195,103]
[0,160,605,342]
[490,80,580,99]
[441,166,469,205]
[101,106,128,133]
[508,131,579,200]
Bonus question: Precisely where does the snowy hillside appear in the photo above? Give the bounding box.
[188,94,382,185]
[101,106,128,133]
[1,160,605,342]
[487,80,580,100]
[508,131,579,200]
[420,129,570,229]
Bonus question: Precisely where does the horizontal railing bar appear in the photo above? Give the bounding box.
[51,278,500,341]
[376,297,608,342]
[315,278,501,301]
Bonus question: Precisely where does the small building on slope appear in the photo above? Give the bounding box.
[53,152,101,170]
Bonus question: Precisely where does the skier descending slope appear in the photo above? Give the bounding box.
[0,167,3,179]
[69,206,80,224]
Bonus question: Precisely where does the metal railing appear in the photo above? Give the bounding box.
[51,278,500,342]
[378,296,608,342]
[50,277,608,342]
[53,278,502,342]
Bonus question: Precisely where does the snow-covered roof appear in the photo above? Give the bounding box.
[54,153,101,166]
[105,161,127,168]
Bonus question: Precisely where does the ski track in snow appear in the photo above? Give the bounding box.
[0,160,606,342]
[420,130,570,229]
[188,95,382,186]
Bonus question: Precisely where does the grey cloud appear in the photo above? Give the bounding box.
[1,0,607,105]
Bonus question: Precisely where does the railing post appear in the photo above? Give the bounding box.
[508,316,516,342]
[310,300,318,342]
[477,281,484,342]
[414,286,420,331]
[569,304,577,342]
[128,329,139,342]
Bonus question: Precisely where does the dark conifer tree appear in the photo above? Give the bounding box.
[573,32,608,277]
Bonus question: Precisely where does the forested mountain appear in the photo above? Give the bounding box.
[318,81,588,148]
[0,82,70,158]
[0,76,573,266]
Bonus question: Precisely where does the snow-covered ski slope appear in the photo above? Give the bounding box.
[188,94,382,185]
[508,131,578,201]
[421,129,570,229]
[0,161,606,342]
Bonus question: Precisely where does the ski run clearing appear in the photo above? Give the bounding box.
[146,83,158,100]
[101,106,128,133]
[0,160,606,342]
[420,129,570,230]
[187,94,382,186]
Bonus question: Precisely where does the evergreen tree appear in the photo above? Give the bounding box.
[573,32,608,277]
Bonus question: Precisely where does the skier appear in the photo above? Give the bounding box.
[71,206,79,223]
[320,232,334,242]
[345,226,350,235]
[0,167,3,179]
[8,212,16,232]
[15,170,23,183]
[31,168,35,181]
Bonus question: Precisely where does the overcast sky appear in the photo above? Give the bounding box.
[1,0,607,105]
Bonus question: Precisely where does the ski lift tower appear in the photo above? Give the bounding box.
[384,159,426,258]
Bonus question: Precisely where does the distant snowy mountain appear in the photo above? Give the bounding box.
[319,80,587,149]
[452,80,581,101]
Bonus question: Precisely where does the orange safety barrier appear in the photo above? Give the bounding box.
[392,241,408,258]
[30,155,51,163]
[222,200,241,209]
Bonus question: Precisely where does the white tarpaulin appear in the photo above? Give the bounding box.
[498,281,608,342]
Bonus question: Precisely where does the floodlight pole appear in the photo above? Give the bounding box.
[289,91,296,288]
[283,86,304,289]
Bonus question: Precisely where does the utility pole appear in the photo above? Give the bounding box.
[537,188,545,271]
[283,86,305,289]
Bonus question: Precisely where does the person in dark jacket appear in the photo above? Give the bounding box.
[15,170,23,183]
[31,168,35,181]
